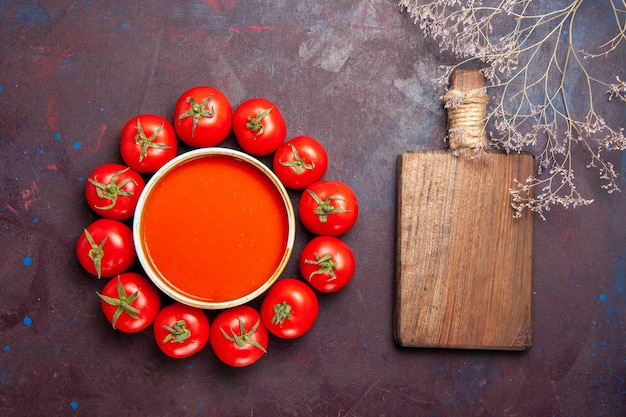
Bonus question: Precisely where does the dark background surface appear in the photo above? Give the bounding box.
[1,1,624,416]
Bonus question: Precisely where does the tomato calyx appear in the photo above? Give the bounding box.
[307,190,350,223]
[271,301,293,327]
[88,167,137,210]
[245,107,272,138]
[161,320,191,344]
[134,119,172,162]
[304,253,338,281]
[83,228,107,279]
[97,277,141,329]
[279,144,315,174]
[219,317,267,353]
[178,94,216,137]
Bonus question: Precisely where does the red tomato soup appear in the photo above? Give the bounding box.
[137,152,292,306]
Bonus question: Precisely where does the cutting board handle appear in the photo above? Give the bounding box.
[444,69,488,150]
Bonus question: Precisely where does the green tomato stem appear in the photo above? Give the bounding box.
[304,252,338,281]
[178,94,215,137]
[88,167,136,210]
[162,320,191,344]
[307,190,350,223]
[97,277,141,329]
[279,144,315,174]
[245,107,273,138]
[134,119,172,162]
[271,301,293,327]
[83,228,107,279]
[219,317,267,353]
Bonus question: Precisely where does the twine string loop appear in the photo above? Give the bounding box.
[444,88,488,150]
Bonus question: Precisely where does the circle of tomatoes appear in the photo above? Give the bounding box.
[299,236,356,293]
[79,86,360,365]
[209,305,268,367]
[174,86,232,148]
[76,218,136,279]
[85,163,145,220]
[298,180,359,236]
[97,272,161,333]
[120,114,178,173]
[233,98,287,156]
[260,278,319,339]
[273,135,328,189]
[153,303,210,359]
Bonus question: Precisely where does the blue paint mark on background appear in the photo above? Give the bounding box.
[605,255,626,325]
[69,401,78,411]
[3,345,9,352]
[23,316,32,326]
[61,56,77,65]
[16,4,52,25]
[22,256,32,266]
[54,133,61,140]
[73,141,81,149]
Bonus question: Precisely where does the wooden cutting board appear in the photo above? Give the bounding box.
[393,69,534,350]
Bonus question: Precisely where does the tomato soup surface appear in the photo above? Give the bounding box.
[139,154,290,304]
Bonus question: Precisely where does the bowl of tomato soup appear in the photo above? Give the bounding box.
[134,148,295,309]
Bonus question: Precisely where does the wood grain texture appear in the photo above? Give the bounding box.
[394,150,534,350]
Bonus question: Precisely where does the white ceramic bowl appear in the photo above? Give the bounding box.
[133,148,295,309]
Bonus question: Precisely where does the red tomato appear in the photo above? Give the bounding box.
[120,114,178,173]
[298,180,359,236]
[76,219,136,279]
[97,273,161,333]
[299,236,356,293]
[260,278,319,339]
[153,303,210,359]
[174,86,232,147]
[209,305,268,367]
[85,163,145,220]
[273,136,328,189]
[233,98,286,156]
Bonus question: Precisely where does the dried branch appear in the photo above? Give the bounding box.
[399,0,626,219]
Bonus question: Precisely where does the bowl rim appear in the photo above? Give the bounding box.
[133,147,296,310]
